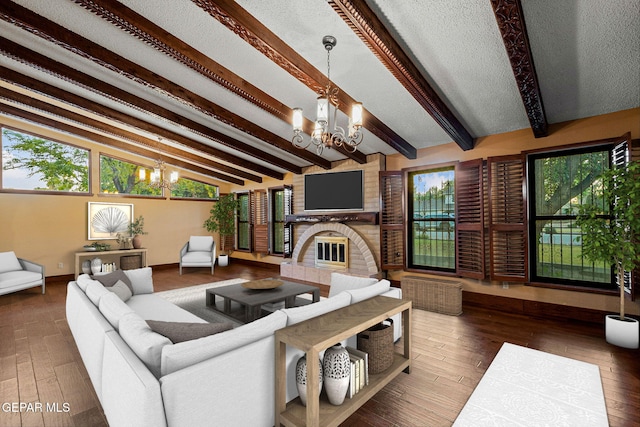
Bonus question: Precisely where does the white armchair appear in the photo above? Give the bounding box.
[179,236,216,275]
[0,251,45,296]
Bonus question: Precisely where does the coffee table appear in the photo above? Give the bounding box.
[206,279,320,322]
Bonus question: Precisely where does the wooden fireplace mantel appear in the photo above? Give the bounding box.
[285,212,379,225]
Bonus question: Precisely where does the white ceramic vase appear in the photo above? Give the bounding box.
[322,344,350,405]
[90,258,102,275]
[295,355,323,407]
[81,260,91,275]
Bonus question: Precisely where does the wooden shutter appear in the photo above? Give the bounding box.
[455,159,485,278]
[488,155,528,282]
[253,189,269,254]
[631,138,639,301]
[283,185,293,258]
[614,133,636,301]
[379,171,404,270]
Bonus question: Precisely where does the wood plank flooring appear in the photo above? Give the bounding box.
[0,263,638,427]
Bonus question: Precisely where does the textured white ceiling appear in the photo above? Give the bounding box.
[1,0,638,182]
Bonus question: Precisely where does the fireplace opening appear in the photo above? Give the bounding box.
[315,236,348,268]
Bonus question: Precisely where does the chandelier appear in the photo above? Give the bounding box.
[139,138,178,190]
[292,35,364,155]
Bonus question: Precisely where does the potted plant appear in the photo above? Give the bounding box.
[576,160,640,348]
[203,194,239,266]
[128,215,148,249]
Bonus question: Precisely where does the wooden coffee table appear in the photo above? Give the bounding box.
[205,279,320,322]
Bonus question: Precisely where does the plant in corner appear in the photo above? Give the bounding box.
[128,215,148,249]
[203,194,239,266]
[575,160,640,348]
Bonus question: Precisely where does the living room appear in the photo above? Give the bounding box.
[1,1,639,426]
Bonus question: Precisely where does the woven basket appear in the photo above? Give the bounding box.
[357,319,394,374]
[120,255,141,270]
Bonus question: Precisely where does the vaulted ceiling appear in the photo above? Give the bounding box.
[0,0,638,185]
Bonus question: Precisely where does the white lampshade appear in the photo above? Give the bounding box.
[151,168,160,183]
[316,97,329,123]
[292,108,303,132]
[351,102,363,127]
[138,168,146,180]
[170,171,179,183]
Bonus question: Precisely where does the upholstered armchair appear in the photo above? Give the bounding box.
[0,251,45,296]
[179,236,216,275]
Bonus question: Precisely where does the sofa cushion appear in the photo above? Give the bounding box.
[328,272,378,298]
[160,310,287,376]
[188,236,213,252]
[106,280,133,302]
[0,251,22,274]
[119,312,172,378]
[181,251,212,263]
[126,294,207,323]
[282,292,351,325]
[0,270,42,288]
[92,270,134,294]
[76,274,99,292]
[85,280,111,306]
[122,267,154,295]
[347,280,391,304]
[99,291,134,330]
[146,320,233,344]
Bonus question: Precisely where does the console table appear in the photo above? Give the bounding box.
[74,248,148,278]
[275,295,412,427]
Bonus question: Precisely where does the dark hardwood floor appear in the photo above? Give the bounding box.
[0,263,638,427]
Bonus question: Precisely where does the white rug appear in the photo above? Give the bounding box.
[454,342,608,427]
[155,279,249,326]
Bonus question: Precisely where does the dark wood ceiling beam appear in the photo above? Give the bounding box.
[72,0,367,164]
[0,102,245,186]
[328,0,475,151]
[0,83,261,183]
[192,0,417,159]
[0,1,330,169]
[0,37,293,179]
[490,0,548,138]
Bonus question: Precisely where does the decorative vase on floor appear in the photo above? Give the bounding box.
[295,355,323,407]
[90,258,102,275]
[323,344,350,405]
[218,254,229,267]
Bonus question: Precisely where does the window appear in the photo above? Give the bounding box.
[1,128,89,193]
[237,192,251,251]
[407,167,456,271]
[100,154,161,196]
[528,146,614,288]
[170,177,218,200]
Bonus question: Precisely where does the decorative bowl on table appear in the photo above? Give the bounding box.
[241,279,284,290]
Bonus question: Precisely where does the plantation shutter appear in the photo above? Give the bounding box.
[455,159,485,278]
[253,189,269,254]
[379,171,404,270]
[283,185,293,258]
[488,155,528,282]
[631,138,639,301]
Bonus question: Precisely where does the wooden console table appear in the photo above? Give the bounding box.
[74,248,148,278]
[275,296,412,427]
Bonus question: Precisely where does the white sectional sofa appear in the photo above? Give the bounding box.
[66,268,402,427]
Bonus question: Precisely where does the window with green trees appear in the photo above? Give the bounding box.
[170,177,218,200]
[528,146,613,288]
[100,154,161,196]
[407,167,456,271]
[1,128,89,192]
[237,192,251,251]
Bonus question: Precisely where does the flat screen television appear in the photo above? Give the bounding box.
[304,170,364,211]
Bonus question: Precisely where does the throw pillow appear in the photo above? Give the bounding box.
[92,269,134,294]
[122,267,154,294]
[188,236,213,252]
[328,272,378,298]
[0,251,23,274]
[146,320,234,344]
[105,279,133,302]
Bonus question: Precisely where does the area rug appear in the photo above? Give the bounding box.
[155,279,249,326]
[453,342,608,427]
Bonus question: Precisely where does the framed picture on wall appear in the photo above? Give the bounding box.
[88,202,134,240]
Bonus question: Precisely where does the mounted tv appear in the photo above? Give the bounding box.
[304,170,364,211]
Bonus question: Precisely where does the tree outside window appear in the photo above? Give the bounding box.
[100,155,161,196]
[1,128,89,192]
